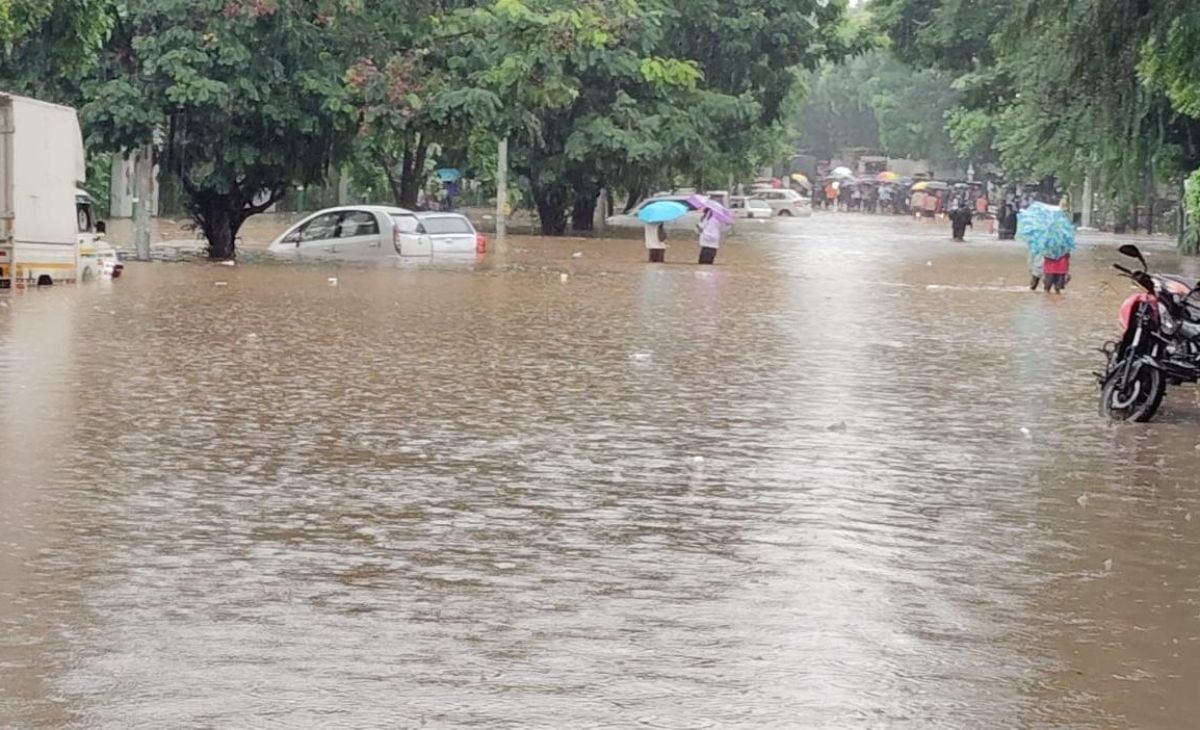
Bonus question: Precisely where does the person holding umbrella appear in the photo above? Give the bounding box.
[688,194,734,265]
[644,222,667,262]
[636,200,689,263]
[1018,201,1076,293]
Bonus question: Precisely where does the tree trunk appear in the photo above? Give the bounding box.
[183,182,282,260]
[395,138,427,209]
[194,196,239,260]
[378,152,404,207]
[410,139,427,208]
[535,186,569,236]
[399,145,417,208]
[571,192,597,232]
[1147,168,1156,235]
[623,186,646,214]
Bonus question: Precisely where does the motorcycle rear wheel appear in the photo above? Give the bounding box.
[1100,360,1166,422]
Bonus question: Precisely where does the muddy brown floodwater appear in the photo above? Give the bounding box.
[3,214,1200,728]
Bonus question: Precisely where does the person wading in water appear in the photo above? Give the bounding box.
[644,222,667,263]
[697,209,723,264]
[949,204,973,241]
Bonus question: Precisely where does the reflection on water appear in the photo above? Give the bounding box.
[3,215,1200,728]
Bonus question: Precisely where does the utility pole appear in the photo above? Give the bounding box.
[1081,173,1094,229]
[495,137,508,250]
[337,166,350,206]
[133,143,153,261]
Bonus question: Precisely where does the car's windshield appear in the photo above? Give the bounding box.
[421,216,474,234]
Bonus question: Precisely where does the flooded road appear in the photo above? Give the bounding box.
[3,214,1200,728]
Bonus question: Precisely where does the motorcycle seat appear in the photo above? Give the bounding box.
[1160,274,1200,293]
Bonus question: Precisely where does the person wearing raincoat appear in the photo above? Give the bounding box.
[643,222,667,263]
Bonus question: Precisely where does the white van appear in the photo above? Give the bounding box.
[0,93,119,287]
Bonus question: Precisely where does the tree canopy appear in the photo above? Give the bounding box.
[0,0,861,252]
[871,0,1200,240]
[793,49,962,166]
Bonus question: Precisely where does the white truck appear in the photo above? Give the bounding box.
[0,93,121,289]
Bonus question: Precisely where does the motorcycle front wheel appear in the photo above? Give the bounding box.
[1100,359,1166,422]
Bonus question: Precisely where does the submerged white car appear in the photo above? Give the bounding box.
[392,212,485,256]
[268,206,484,258]
[729,196,773,219]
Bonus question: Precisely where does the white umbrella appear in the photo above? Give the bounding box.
[831,166,854,179]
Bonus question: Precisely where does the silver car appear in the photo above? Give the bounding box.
[729,195,773,219]
[268,205,413,259]
[392,212,483,256]
[268,206,483,259]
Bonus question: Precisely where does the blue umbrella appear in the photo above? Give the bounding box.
[637,200,689,224]
[435,168,461,182]
[1017,202,1075,259]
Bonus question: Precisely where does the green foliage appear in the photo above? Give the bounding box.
[1183,169,1200,255]
[0,0,110,102]
[83,0,357,258]
[0,0,859,248]
[794,50,962,165]
[873,0,1200,235]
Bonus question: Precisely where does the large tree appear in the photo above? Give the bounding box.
[83,0,356,259]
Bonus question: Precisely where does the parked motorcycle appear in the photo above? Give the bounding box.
[1098,245,1200,422]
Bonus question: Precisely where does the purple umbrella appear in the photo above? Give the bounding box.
[686,194,734,225]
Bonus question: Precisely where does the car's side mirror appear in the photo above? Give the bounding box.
[284,232,301,245]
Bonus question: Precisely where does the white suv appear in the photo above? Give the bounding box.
[751,189,813,217]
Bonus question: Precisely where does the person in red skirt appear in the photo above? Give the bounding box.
[1042,253,1070,293]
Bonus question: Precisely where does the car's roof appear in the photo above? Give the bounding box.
[306,205,413,216]
[410,211,471,219]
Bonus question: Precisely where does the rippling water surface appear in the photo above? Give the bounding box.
[3,214,1200,728]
